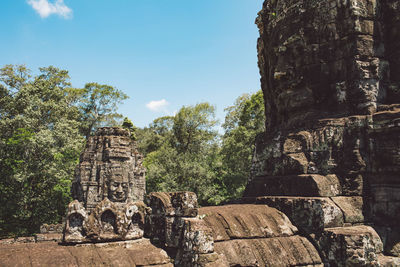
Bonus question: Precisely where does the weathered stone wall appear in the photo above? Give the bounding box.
[247,0,400,265]
[257,0,400,130]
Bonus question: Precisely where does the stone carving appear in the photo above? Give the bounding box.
[244,0,400,265]
[64,127,147,243]
[71,127,145,210]
[64,200,87,243]
[5,1,400,266]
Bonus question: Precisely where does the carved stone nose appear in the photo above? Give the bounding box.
[117,184,123,193]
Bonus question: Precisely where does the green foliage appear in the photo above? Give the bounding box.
[79,82,128,139]
[143,103,223,205]
[172,103,217,154]
[136,116,174,156]
[0,65,128,237]
[141,92,265,205]
[220,90,265,199]
[122,117,138,140]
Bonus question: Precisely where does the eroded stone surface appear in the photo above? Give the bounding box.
[314,225,383,267]
[0,238,172,267]
[199,204,298,241]
[214,236,322,267]
[245,174,341,197]
[71,127,145,210]
[244,0,400,264]
[63,127,147,243]
[243,196,344,233]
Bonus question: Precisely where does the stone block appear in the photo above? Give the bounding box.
[314,225,383,266]
[377,255,400,267]
[147,191,198,217]
[164,216,185,248]
[182,218,214,254]
[35,233,62,242]
[199,204,297,241]
[71,127,146,212]
[40,223,63,234]
[63,199,146,243]
[244,174,341,197]
[331,196,364,223]
[213,236,322,267]
[246,196,344,233]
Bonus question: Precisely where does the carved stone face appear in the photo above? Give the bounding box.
[108,180,128,202]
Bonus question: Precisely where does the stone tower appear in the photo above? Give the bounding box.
[64,127,147,243]
[71,127,145,211]
[244,0,400,265]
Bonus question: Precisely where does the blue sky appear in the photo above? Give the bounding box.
[0,0,263,128]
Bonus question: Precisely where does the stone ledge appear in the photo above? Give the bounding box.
[243,196,344,233]
[214,236,322,267]
[0,238,172,267]
[199,204,298,241]
[313,225,383,266]
[244,174,341,197]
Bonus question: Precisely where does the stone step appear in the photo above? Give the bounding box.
[244,174,341,198]
[243,196,364,233]
[377,254,400,267]
[198,204,298,241]
[313,225,383,267]
[213,236,322,267]
[0,239,173,266]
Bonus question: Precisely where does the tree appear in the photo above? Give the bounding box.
[79,82,128,139]
[173,103,217,154]
[136,116,174,156]
[143,103,223,205]
[0,65,85,237]
[219,90,265,200]
[122,117,138,140]
[0,65,130,237]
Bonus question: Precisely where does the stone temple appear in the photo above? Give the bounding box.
[1,0,400,266]
[64,127,147,243]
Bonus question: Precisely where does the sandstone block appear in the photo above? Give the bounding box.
[182,218,214,254]
[377,255,400,267]
[331,196,364,223]
[147,191,198,217]
[214,236,322,267]
[35,233,62,242]
[244,174,341,197]
[71,127,146,211]
[199,204,297,241]
[314,225,383,266]
[245,196,344,233]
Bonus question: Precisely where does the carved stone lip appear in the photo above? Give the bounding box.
[111,193,126,201]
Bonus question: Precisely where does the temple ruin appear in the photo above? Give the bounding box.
[64,127,147,243]
[1,0,400,266]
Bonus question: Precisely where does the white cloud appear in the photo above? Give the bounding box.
[146,99,169,112]
[27,0,72,19]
